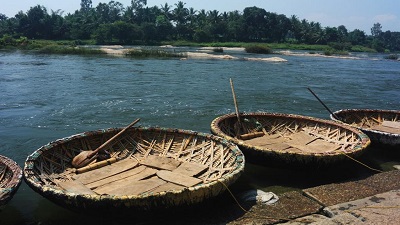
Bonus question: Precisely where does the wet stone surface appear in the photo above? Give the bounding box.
[229,191,322,224]
[303,170,400,207]
[228,170,400,225]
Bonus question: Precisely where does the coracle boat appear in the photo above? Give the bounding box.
[24,126,244,213]
[210,112,371,166]
[0,155,23,206]
[331,109,400,146]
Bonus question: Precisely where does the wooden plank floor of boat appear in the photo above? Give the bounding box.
[93,167,158,194]
[140,155,181,171]
[372,121,400,134]
[57,180,97,195]
[242,131,340,153]
[59,155,207,196]
[73,158,139,184]
[157,170,202,187]
[243,134,291,150]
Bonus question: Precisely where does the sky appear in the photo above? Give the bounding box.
[2,0,399,34]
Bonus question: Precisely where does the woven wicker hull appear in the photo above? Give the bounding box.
[0,155,23,206]
[24,127,244,213]
[331,109,400,146]
[210,112,370,166]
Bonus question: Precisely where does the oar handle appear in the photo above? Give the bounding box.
[307,88,341,120]
[75,157,117,174]
[88,118,140,158]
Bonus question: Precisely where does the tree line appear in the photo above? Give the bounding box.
[1,0,399,52]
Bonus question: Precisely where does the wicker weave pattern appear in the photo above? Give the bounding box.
[211,112,370,165]
[23,127,244,212]
[331,109,400,146]
[0,155,23,206]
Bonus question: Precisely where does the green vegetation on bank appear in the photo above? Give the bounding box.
[245,45,273,54]
[1,0,399,55]
[384,54,398,60]
[37,45,106,54]
[0,35,387,59]
[125,48,186,58]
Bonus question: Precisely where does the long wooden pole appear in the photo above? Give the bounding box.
[230,78,242,135]
[307,88,341,120]
[87,118,141,158]
[71,118,140,168]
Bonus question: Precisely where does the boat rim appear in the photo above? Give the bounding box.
[210,111,371,156]
[23,126,245,201]
[0,155,23,203]
[330,108,400,137]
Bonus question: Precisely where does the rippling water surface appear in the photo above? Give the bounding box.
[1,49,399,224]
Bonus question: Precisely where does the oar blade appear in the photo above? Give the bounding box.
[71,151,97,168]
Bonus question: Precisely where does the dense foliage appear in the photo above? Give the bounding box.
[1,0,399,52]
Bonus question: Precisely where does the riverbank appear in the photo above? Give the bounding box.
[37,43,397,61]
[97,45,384,62]
[0,38,378,56]
[228,169,400,224]
[3,38,398,62]
[97,45,288,62]
[101,45,400,62]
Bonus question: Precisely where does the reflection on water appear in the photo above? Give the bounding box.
[0,49,399,224]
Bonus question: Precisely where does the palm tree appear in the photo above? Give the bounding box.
[173,1,188,26]
[160,3,172,21]
[187,7,197,25]
[196,9,207,29]
[207,10,220,25]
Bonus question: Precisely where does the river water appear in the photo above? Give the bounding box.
[0,48,399,224]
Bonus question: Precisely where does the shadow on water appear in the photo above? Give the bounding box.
[1,188,248,225]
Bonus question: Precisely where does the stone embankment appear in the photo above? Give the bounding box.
[229,170,400,224]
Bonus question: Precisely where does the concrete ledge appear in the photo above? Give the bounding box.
[303,170,400,206]
[229,170,400,224]
[323,190,400,225]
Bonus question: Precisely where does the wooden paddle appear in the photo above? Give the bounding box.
[71,118,140,168]
[230,78,242,137]
[307,87,341,120]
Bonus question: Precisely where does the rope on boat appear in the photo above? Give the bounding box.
[218,180,248,212]
[339,152,383,173]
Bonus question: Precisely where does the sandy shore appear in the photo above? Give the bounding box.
[97,45,288,62]
[186,52,287,62]
[96,45,380,62]
[99,45,127,55]
[277,50,369,60]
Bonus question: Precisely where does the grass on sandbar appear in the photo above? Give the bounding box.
[124,48,187,58]
[37,45,106,54]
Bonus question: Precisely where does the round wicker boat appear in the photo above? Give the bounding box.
[24,126,244,213]
[0,155,23,206]
[331,109,400,146]
[211,112,371,166]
